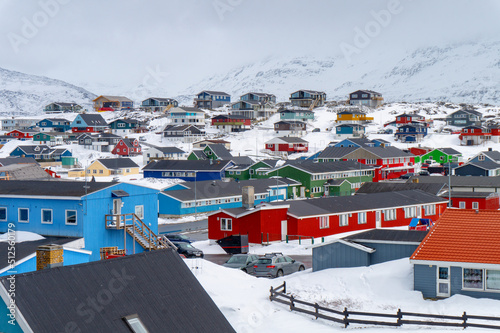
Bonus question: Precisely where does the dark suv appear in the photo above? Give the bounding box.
[172,241,204,258]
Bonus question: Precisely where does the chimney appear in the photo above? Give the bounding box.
[489,147,493,151]
[37,244,63,270]
[412,178,419,184]
[242,186,255,209]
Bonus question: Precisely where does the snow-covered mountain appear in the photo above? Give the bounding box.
[0,67,96,116]
[180,40,500,105]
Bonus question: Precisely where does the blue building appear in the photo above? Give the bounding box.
[10,145,72,162]
[35,118,71,132]
[333,138,388,148]
[159,177,300,217]
[395,124,428,143]
[334,124,366,140]
[194,91,230,109]
[0,180,160,261]
[143,160,234,181]
[141,97,178,112]
[312,229,428,271]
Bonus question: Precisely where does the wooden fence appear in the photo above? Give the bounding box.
[270,282,500,330]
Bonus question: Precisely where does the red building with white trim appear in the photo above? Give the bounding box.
[265,137,308,155]
[6,129,37,140]
[442,191,500,210]
[211,114,251,133]
[459,125,500,146]
[112,138,141,156]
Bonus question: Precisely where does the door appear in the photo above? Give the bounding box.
[113,199,122,224]
[281,220,287,241]
[300,187,305,198]
[375,211,381,228]
[436,266,451,298]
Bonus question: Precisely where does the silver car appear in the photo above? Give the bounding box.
[252,253,305,278]
[222,254,260,274]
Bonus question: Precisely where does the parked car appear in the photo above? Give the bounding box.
[165,233,193,243]
[223,254,260,273]
[251,253,305,278]
[172,241,204,258]
[312,128,320,133]
[399,172,416,179]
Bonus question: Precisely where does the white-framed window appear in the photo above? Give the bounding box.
[41,209,53,224]
[384,209,396,221]
[0,207,6,221]
[339,214,349,227]
[486,269,500,291]
[404,206,417,218]
[479,155,485,161]
[472,202,479,209]
[459,201,466,209]
[423,204,436,216]
[65,210,77,225]
[135,205,144,219]
[18,208,29,223]
[221,218,232,231]
[358,212,367,224]
[463,268,484,290]
[319,216,329,229]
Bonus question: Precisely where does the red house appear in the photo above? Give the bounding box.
[209,190,448,243]
[265,137,308,155]
[6,129,37,140]
[112,138,141,156]
[459,125,500,146]
[211,114,251,133]
[442,191,500,210]
[407,146,432,156]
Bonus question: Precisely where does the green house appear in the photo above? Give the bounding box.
[415,148,463,164]
[279,109,315,121]
[188,144,233,161]
[225,160,279,180]
[33,133,54,144]
[255,160,375,198]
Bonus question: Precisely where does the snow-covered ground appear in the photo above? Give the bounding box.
[188,257,500,332]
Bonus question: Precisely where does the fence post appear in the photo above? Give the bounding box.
[343,307,349,328]
[269,286,274,301]
[299,236,301,245]
[283,281,286,294]
[290,295,294,311]
[311,237,314,245]
[462,311,467,329]
[397,308,402,326]
[314,303,319,320]
[286,235,289,243]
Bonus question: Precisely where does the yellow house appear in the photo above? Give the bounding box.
[93,95,133,112]
[336,111,374,123]
[85,158,140,177]
[68,169,85,178]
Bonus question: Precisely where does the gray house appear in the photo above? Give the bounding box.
[446,109,482,127]
[411,209,500,300]
[312,229,428,271]
[348,90,383,108]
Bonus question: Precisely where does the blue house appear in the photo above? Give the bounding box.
[35,118,71,132]
[70,113,108,133]
[469,148,500,164]
[141,97,178,112]
[194,91,230,109]
[395,124,428,143]
[0,180,160,262]
[411,209,500,300]
[143,160,234,181]
[312,229,428,271]
[10,145,72,162]
[159,177,300,217]
[453,161,500,177]
[334,124,366,140]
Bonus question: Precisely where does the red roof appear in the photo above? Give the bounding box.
[411,209,500,265]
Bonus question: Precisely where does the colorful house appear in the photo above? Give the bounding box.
[0,180,160,261]
[10,145,72,162]
[35,118,71,132]
[108,118,145,136]
[6,129,38,140]
[446,109,482,127]
[274,120,307,137]
[159,177,300,217]
[469,148,500,164]
[395,124,428,143]
[193,139,231,150]
[279,109,315,121]
[93,95,133,112]
[348,90,383,108]
[141,97,178,112]
[230,92,277,119]
[84,158,140,177]
[453,161,500,177]
[211,114,251,132]
[411,209,500,300]
[414,148,463,165]
[43,102,83,114]
[334,124,366,140]
[1,118,36,131]
[459,125,500,145]
[194,91,230,109]
[162,124,205,143]
[335,110,374,124]
[32,133,65,146]
[209,190,447,243]
[225,160,279,181]
[143,160,234,181]
[289,90,326,108]
[76,132,122,152]
[441,191,500,210]
[265,137,309,155]
[188,144,233,161]
[168,106,205,125]
[70,114,108,133]
[142,145,186,164]
[112,138,142,156]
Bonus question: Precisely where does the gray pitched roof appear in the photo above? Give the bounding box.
[12,145,52,155]
[269,137,308,143]
[0,157,38,166]
[175,106,205,112]
[213,114,251,120]
[285,190,446,217]
[191,150,208,160]
[198,90,230,96]
[78,114,108,126]
[163,177,300,201]
[407,175,500,187]
[356,182,448,196]
[146,145,185,154]
[361,146,414,158]
[96,95,133,102]
[143,160,232,171]
[441,191,498,198]
[0,249,235,333]
[0,164,52,180]
[207,144,233,159]
[0,180,115,196]
[283,160,376,174]
[482,150,500,162]
[97,158,139,169]
[228,156,254,167]
[457,160,500,171]
[437,147,462,155]
[343,229,428,243]
[317,147,359,159]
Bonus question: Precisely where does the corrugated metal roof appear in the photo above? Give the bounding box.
[0,180,115,196]
[344,229,428,243]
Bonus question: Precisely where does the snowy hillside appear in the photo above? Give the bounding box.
[0,67,96,116]
[180,40,500,104]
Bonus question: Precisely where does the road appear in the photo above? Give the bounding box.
[204,254,312,269]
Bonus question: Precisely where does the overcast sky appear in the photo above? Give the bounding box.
[1,0,499,91]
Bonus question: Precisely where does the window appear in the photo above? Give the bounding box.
[486,270,500,291]
[221,218,232,231]
[404,206,417,218]
[18,208,29,223]
[459,201,466,209]
[339,214,348,227]
[384,209,396,221]
[123,314,148,333]
[463,268,483,289]
[472,202,479,209]
[0,207,6,221]
[319,216,329,229]
[65,210,77,225]
[358,212,367,224]
[423,204,435,216]
[41,209,53,224]
[479,155,485,161]
[135,205,144,219]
